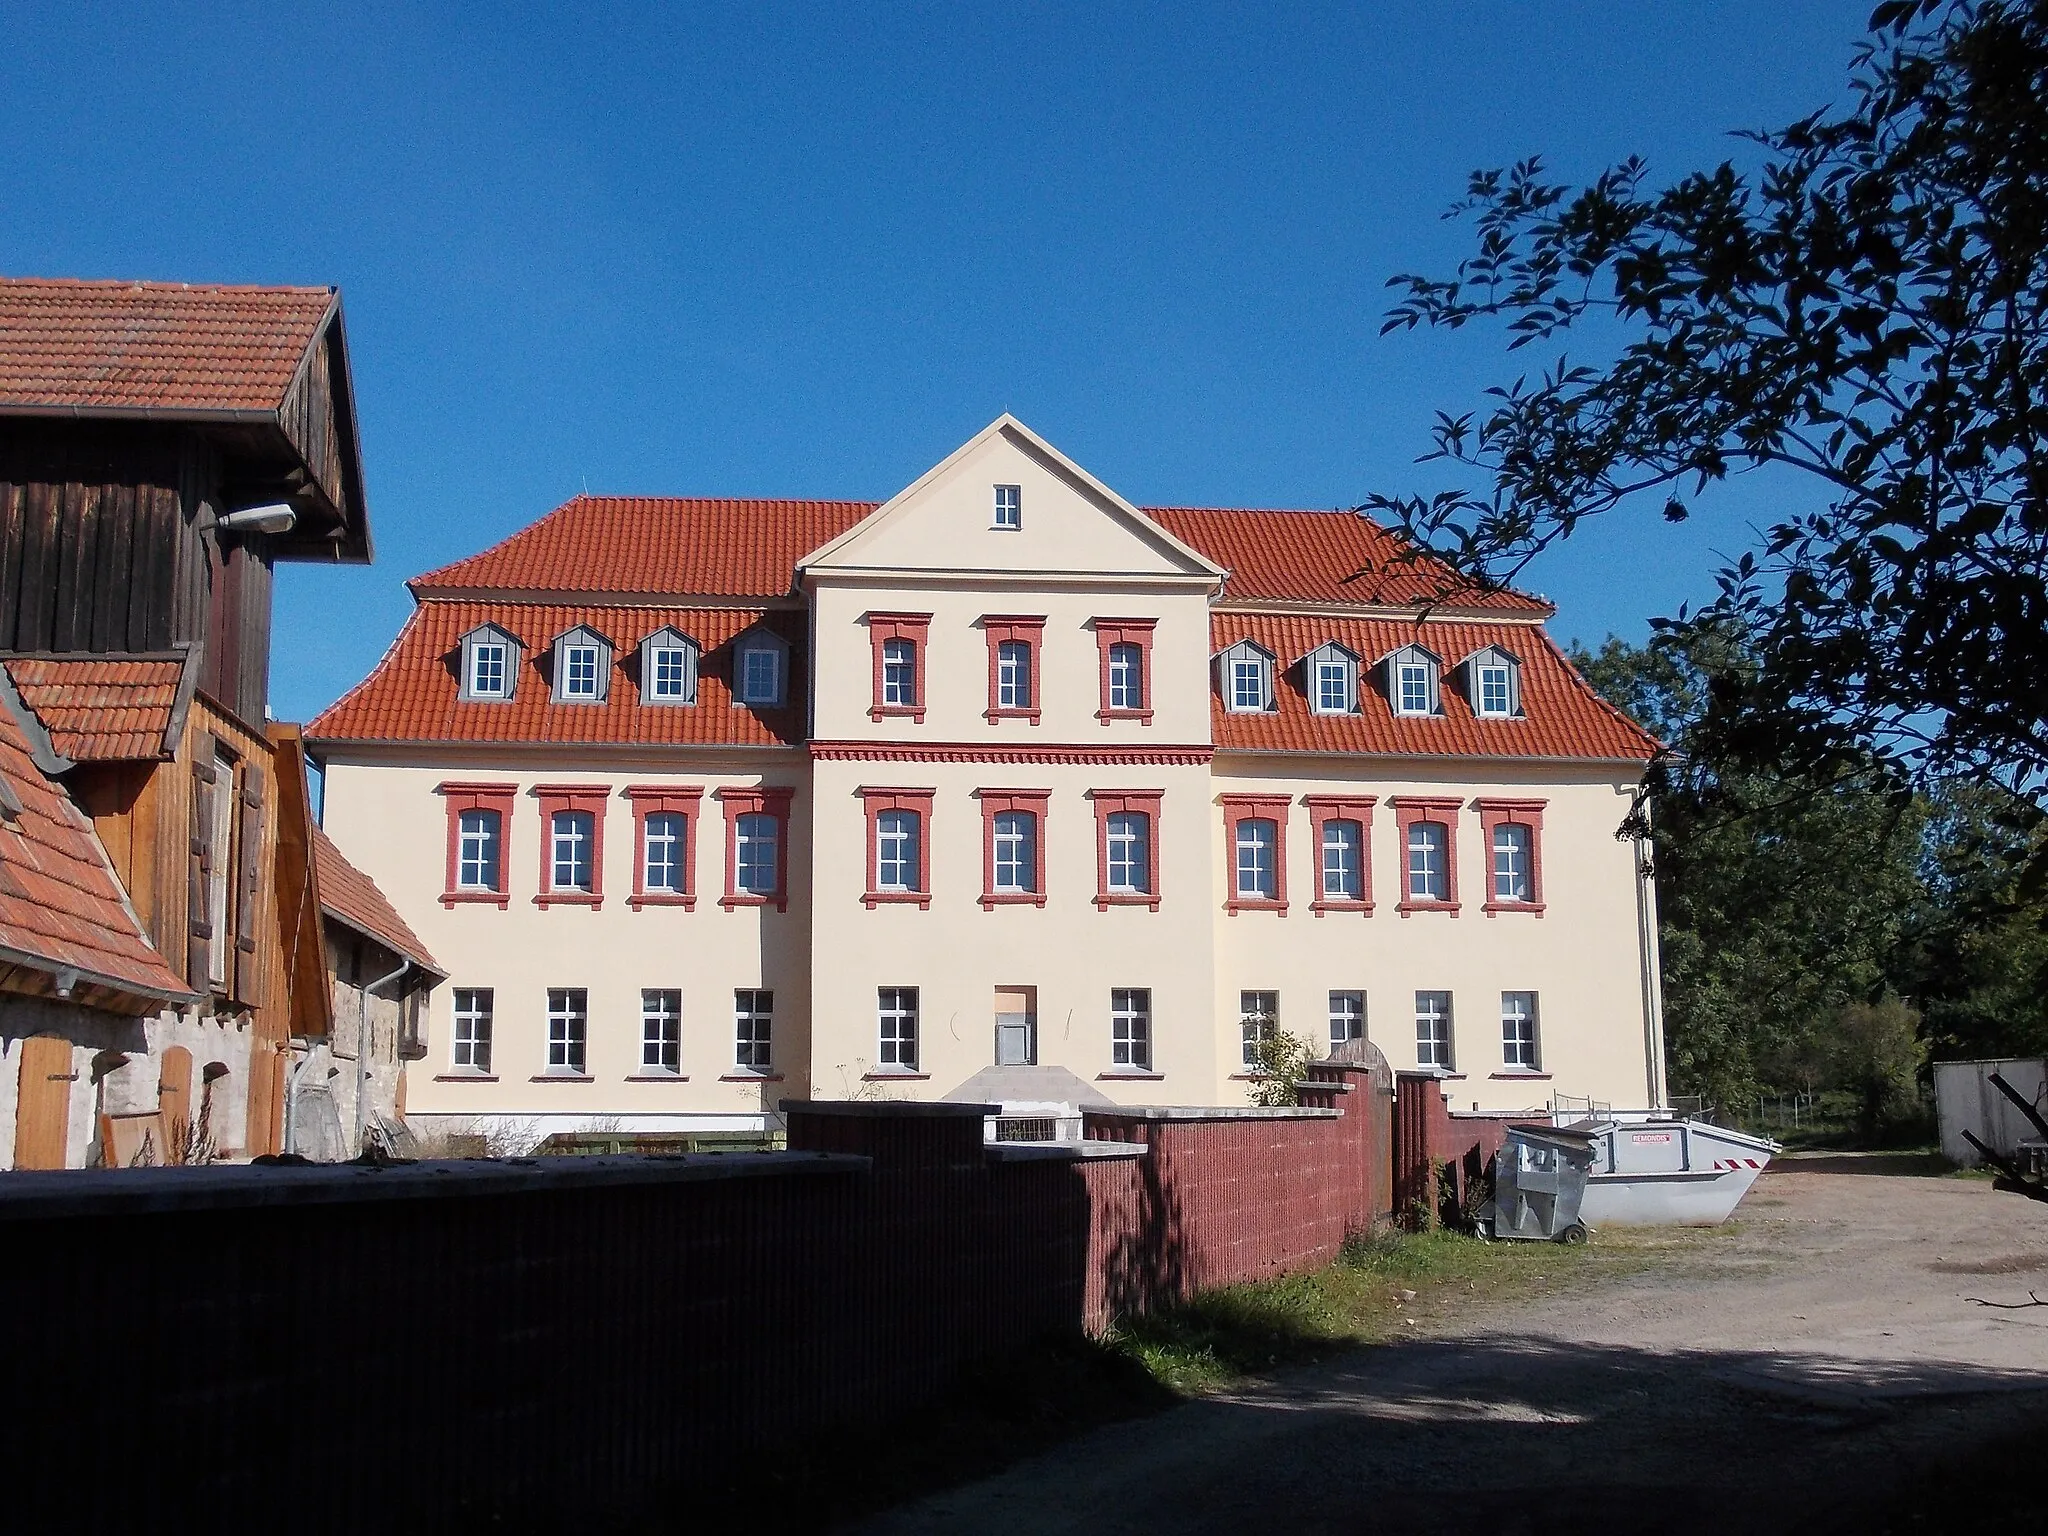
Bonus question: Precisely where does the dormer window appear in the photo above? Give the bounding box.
[1217,639,1276,713]
[1384,644,1443,717]
[1302,642,1361,715]
[734,629,790,708]
[639,626,699,706]
[458,623,523,702]
[993,484,1021,530]
[1463,645,1523,718]
[550,625,613,704]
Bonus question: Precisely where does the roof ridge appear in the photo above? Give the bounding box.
[0,275,336,296]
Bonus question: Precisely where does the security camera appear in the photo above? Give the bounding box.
[218,502,298,535]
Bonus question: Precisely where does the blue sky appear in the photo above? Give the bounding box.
[1,1,1875,721]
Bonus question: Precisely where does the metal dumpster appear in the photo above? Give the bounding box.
[1575,1117,1776,1226]
[1479,1123,1597,1243]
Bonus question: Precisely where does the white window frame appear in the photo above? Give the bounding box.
[1415,990,1453,1070]
[877,986,920,1070]
[1321,817,1362,901]
[546,987,588,1075]
[1106,811,1151,895]
[992,483,1022,529]
[1477,663,1515,717]
[461,627,520,701]
[1111,987,1151,1070]
[1492,822,1531,903]
[1329,990,1365,1050]
[452,987,493,1074]
[875,810,920,892]
[881,638,917,707]
[992,811,1035,894]
[643,811,686,894]
[550,809,595,892]
[457,808,501,892]
[648,646,692,702]
[641,988,682,1075]
[561,643,603,700]
[1397,662,1433,716]
[1406,821,1448,902]
[734,988,774,1071]
[996,641,1032,710]
[1501,991,1540,1071]
[1107,643,1144,710]
[735,812,779,896]
[469,642,508,699]
[738,643,785,707]
[1316,659,1348,713]
[1234,817,1278,900]
[1231,657,1265,711]
[1240,989,1278,1068]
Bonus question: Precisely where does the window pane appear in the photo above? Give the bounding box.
[458,809,501,891]
[1415,991,1453,1069]
[736,813,779,894]
[1329,990,1365,1048]
[551,810,595,891]
[1106,812,1151,893]
[993,811,1036,893]
[876,810,920,891]
[650,646,691,700]
[1108,643,1143,710]
[735,988,774,1069]
[993,484,1021,528]
[741,647,780,704]
[644,812,685,893]
[1399,662,1432,714]
[547,988,588,1074]
[1501,991,1539,1069]
[1231,657,1264,709]
[1240,990,1278,1067]
[563,644,602,697]
[1111,987,1151,1070]
[1479,664,1512,715]
[452,987,493,1073]
[997,641,1032,709]
[1321,819,1361,900]
[641,988,682,1072]
[1492,823,1530,901]
[1234,818,1277,899]
[882,639,916,706]
[1317,660,1348,712]
[878,986,919,1069]
[1406,822,1447,901]
[470,643,506,697]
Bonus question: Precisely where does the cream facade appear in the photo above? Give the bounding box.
[311,417,1666,1140]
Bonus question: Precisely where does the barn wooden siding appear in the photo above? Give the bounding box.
[0,1067,1391,1531]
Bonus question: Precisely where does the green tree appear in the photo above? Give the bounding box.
[1371,0,2048,856]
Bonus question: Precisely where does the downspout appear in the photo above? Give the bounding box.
[1632,812,1668,1111]
[357,960,411,1154]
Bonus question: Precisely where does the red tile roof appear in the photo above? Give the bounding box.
[411,496,875,599]
[2,656,186,761]
[1149,506,1549,613]
[1208,613,1657,762]
[308,603,807,748]
[0,277,335,414]
[0,700,192,1005]
[312,824,443,977]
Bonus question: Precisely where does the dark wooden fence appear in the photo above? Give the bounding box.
[0,1063,1391,1531]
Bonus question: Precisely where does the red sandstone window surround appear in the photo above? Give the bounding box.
[436,782,516,909]
[1087,789,1164,911]
[858,787,936,909]
[624,785,703,910]
[716,786,794,912]
[1094,619,1157,725]
[1220,793,1291,915]
[866,612,932,723]
[1391,796,1463,917]
[533,784,609,908]
[1478,798,1547,916]
[974,788,1050,908]
[1305,795,1377,916]
[983,615,1045,724]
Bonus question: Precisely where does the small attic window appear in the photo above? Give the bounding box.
[1216,639,1276,713]
[1385,645,1442,717]
[640,627,699,706]
[459,624,521,702]
[734,629,789,708]
[993,484,1021,530]
[550,625,614,704]
[1302,642,1361,715]
[1466,646,1523,718]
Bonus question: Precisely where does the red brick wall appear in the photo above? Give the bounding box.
[1392,1070,1548,1224]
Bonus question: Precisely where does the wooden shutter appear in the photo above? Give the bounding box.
[187,734,216,989]
[13,1036,75,1170]
[234,761,266,1005]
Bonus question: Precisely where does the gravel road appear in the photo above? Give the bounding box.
[858,1166,2048,1535]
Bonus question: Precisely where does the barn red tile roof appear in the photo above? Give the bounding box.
[312,824,443,977]
[308,603,807,748]
[0,699,192,1004]
[1207,613,1657,762]
[1149,506,1549,613]
[411,496,875,599]
[2,655,186,761]
[0,277,336,414]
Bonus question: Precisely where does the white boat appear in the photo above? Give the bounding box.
[1560,1115,1778,1226]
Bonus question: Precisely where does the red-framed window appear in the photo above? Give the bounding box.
[983,615,1045,724]
[858,787,935,909]
[716,786,795,912]
[1088,789,1163,911]
[436,782,516,909]
[1392,796,1462,916]
[624,785,703,910]
[1305,795,1377,916]
[867,612,932,723]
[1220,793,1291,915]
[975,788,1050,908]
[1478,798,1547,916]
[534,784,609,908]
[1094,619,1157,725]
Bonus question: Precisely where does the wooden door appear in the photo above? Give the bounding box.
[158,1046,192,1160]
[14,1035,75,1170]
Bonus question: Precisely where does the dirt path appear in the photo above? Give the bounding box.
[857,1169,2048,1535]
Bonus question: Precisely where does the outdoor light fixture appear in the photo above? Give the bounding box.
[217,501,298,535]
